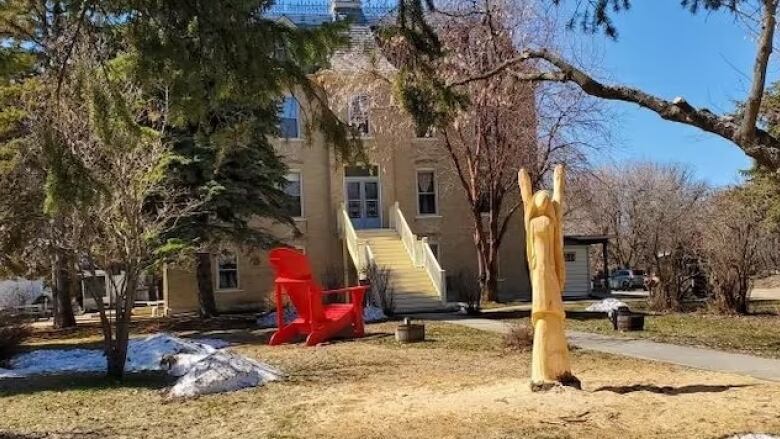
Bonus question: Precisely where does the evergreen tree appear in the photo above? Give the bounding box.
[1,1,359,375]
[0,13,80,328]
[122,0,358,316]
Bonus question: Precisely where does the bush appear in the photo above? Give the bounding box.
[649,245,703,312]
[366,263,394,316]
[0,312,31,365]
[503,322,534,351]
[700,190,767,314]
[450,271,481,314]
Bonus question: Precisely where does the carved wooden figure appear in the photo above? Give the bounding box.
[519,165,580,391]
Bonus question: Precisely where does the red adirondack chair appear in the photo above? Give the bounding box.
[267,247,368,346]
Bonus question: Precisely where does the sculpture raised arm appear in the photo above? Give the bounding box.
[518,168,533,212]
[552,164,564,219]
[552,164,566,290]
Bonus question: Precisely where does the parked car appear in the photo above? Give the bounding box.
[609,269,647,290]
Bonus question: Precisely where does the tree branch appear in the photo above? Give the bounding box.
[738,0,777,144]
[471,48,780,169]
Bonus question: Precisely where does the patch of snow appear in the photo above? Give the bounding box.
[585,298,628,315]
[0,368,23,378]
[363,305,386,323]
[1,333,223,377]
[1,332,284,398]
[726,435,780,439]
[256,307,298,328]
[257,305,386,327]
[166,351,284,398]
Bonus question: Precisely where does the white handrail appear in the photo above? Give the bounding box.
[390,202,447,301]
[420,237,447,302]
[390,201,420,265]
[338,203,364,271]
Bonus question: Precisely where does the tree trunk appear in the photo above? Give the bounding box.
[481,250,500,303]
[477,242,500,303]
[52,250,76,329]
[147,272,158,301]
[106,274,137,379]
[196,252,218,318]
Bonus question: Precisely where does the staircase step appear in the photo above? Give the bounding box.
[388,274,433,282]
[392,284,436,292]
[356,228,445,312]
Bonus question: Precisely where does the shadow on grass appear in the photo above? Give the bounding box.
[28,315,260,343]
[0,371,174,397]
[593,383,753,395]
[209,327,395,348]
[478,309,607,321]
[0,430,109,439]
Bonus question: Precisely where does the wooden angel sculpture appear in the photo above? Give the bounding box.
[519,164,580,391]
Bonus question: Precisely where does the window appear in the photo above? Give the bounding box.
[417,170,437,215]
[278,96,300,139]
[284,172,303,218]
[348,94,370,136]
[217,253,239,290]
[476,193,491,214]
[273,39,287,60]
[564,252,576,262]
[415,125,436,139]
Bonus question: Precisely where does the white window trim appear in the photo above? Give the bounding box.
[348,93,372,138]
[414,125,438,140]
[416,168,439,217]
[286,170,304,220]
[278,95,302,140]
[215,252,241,292]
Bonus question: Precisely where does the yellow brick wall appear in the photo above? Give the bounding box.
[163,70,531,314]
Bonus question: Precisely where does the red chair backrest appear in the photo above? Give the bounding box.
[268,247,324,323]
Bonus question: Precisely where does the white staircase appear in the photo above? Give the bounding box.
[337,202,448,313]
[357,229,445,312]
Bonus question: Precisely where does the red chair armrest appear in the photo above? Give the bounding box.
[322,286,368,306]
[321,286,368,295]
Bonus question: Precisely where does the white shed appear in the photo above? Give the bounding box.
[562,244,590,298]
[561,235,610,298]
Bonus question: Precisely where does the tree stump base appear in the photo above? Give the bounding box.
[616,313,645,331]
[395,319,425,343]
[530,373,582,392]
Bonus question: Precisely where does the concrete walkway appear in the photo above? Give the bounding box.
[424,316,780,382]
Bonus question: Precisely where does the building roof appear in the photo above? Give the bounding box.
[564,235,611,245]
[266,1,394,27]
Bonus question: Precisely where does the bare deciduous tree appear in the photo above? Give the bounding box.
[570,162,708,310]
[28,57,202,378]
[378,0,609,302]
[428,0,780,170]
[701,189,773,314]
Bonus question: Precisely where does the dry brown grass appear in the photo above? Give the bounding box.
[502,321,534,351]
[1,322,779,439]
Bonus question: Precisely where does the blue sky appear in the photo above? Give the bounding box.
[576,1,775,186]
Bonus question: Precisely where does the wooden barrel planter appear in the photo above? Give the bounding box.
[616,312,645,331]
[396,318,425,343]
